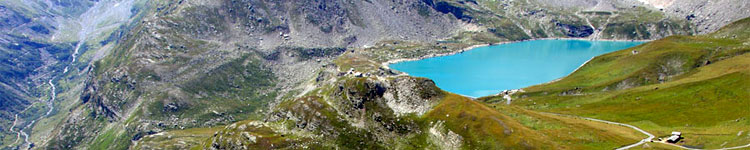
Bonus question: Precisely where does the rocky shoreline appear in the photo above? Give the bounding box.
[380,42,498,71]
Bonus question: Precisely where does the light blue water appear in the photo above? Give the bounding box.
[388,39,644,98]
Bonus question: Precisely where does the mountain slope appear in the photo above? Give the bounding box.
[199,76,646,149]
[1,0,748,149]
[43,0,464,149]
[203,16,750,150]
[492,18,750,149]
[0,0,145,149]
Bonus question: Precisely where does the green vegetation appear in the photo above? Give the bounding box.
[141,53,278,124]
[487,18,750,149]
[427,94,645,149]
[90,127,132,150]
[192,17,750,150]
[427,94,553,149]
[134,127,222,150]
[197,75,647,149]
[25,0,748,149]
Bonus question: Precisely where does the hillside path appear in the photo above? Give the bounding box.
[540,112,750,150]
[539,112,654,150]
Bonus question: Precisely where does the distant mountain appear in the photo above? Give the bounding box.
[0,0,747,149]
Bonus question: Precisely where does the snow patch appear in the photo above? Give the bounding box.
[636,0,674,9]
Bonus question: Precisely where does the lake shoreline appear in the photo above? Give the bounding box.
[539,56,594,85]
[383,37,651,98]
[381,38,652,69]
[537,39,649,86]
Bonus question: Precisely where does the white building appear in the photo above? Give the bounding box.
[666,132,682,143]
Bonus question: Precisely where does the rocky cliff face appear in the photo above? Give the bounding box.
[203,76,446,149]
[533,0,750,35]
[2,0,749,149]
[660,0,750,34]
[43,0,462,149]
[202,70,573,149]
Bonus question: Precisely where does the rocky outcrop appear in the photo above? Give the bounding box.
[212,76,446,149]
[384,77,443,116]
[555,22,595,38]
[659,0,750,34]
[422,0,473,21]
[427,121,463,150]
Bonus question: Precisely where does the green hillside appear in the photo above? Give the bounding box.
[131,17,750,150]
[194,82,647,149]
[483,18,750,149]
[10,0,748,149]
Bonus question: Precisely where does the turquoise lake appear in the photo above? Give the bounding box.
[388,39,645,98]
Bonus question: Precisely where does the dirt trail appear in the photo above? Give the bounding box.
[540,112,654,150]
[541,112,750,150]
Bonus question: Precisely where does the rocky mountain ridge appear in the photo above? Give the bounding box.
[0,0,749,149]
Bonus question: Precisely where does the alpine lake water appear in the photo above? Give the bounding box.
[388,39,645,98]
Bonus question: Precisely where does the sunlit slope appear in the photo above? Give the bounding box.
[426,94,646,149]
[489,18,750,149]
[189,76,645,149]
